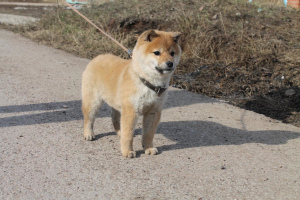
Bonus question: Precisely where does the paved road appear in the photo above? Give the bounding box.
[0,13,37,25]
[0,29,299,199]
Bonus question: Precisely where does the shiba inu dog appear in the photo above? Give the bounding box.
[82,30,181,158]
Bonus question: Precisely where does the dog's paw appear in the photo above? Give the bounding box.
[122,150,136,158]
[84,133,95,141]
[145,148,158,155]
[117,130,121,137]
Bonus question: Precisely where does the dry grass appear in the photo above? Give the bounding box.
[252,0,285,5]
[3,0,300,126]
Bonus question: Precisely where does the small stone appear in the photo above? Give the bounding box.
[212,14,218,20]
[285,89,295,96]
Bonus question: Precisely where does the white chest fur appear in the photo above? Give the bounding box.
[131,83,167,115]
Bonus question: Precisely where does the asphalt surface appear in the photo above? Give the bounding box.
[0,29,300,199]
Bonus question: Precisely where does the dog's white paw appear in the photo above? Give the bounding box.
[122,150,136,158]
[145,148,158,155]
[84,133,95,141]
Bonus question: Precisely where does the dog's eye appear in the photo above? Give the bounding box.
[170,52,175,56]
[153,51,161,56]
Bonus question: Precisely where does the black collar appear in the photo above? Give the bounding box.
[139,77,167,97]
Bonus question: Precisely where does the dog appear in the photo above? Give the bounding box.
[81,30,181,158]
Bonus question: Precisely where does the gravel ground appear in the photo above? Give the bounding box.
[0,29,300,199]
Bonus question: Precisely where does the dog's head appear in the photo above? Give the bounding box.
[132,30,182,77]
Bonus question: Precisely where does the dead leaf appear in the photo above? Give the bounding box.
[212,14,218,20]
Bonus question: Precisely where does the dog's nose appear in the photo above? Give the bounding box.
[166,61,173,69]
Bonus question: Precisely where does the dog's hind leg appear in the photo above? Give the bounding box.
[82,94,103,141]
[111,108,121,136]
[142,110,161,155]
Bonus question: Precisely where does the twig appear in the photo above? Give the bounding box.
[219,11,227,37]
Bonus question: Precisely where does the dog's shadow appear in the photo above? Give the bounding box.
[1,89,299,152]
[0,100,106,127]
[156,120,300,152]
[97,89,299,152]
[0,90,210,127]
[120,120,299,156]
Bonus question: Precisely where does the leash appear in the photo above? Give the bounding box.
[62,1,132,57]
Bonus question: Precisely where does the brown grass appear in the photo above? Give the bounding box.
[3,0,300,126]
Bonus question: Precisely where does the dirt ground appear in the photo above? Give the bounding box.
[1,29,300,199]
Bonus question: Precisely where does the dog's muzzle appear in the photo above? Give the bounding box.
[155,61,174,74]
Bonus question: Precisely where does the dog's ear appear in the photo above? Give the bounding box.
[171,32,181,43]
[143,30,159,42]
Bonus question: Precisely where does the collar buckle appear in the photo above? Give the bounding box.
[155,87,162,96]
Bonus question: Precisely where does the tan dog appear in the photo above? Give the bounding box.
[82,30,181,158]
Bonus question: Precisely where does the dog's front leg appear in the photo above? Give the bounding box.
[142,110,161,155]
[120,105,138,158]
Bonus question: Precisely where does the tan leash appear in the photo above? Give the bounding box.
[62,1,132,57]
